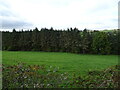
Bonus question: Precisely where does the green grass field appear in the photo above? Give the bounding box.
[2,51,118,75]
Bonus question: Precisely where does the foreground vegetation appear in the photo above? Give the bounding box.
[3,63,119,88]
[2,51,118,75]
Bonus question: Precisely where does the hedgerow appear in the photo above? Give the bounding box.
[2,63,119,88]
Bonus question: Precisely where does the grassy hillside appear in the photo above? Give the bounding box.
[2,51,118,75]
[101,29,118,32]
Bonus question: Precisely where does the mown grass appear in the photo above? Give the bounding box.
[2,51,118,76]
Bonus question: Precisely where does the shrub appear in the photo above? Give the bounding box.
[2,63,120,88]
[71,65,119,88]
[2,63,69,88]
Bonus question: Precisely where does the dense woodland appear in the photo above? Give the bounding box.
[2,28,120,55]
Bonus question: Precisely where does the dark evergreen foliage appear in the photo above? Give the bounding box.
[2,28,119,55]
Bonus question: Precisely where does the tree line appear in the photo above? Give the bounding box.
[2,27,120,55]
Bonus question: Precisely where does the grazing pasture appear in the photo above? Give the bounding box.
[2,51,118,75]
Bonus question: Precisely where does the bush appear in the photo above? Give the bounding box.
[2,63,69,88]
[2,63,120,88]
[71,65,119,88]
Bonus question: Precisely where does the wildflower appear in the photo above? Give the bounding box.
[32,66,39,70]
[47,69,51,72]
[64,77,67,80]
[47,84,50,87]
[50,66,52,68]
[24,76,27,79]
[53,70,56,73]
[61,74,63,76]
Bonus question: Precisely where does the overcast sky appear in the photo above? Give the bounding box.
[0,0,119,31]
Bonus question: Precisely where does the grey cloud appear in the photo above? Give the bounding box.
[1,19,33,29]
[112,18,118,22]
[0,0,33,29]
